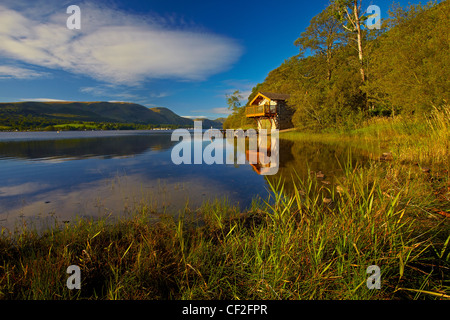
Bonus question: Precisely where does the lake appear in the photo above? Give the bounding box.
[0,130,380,231]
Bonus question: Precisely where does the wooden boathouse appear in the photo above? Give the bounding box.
[246,92,294,130]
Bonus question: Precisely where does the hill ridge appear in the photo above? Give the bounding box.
[0,101,224,130]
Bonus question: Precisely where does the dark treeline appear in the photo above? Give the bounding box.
[0,113,184,131]
[223,0,449,131]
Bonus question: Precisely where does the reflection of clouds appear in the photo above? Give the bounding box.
[31,157,76,163]
[0,132,176,162]
[30,154,137,163]
[0,132,272,231]
[0,182,50,197]
[0,130,147,142]
[0,173,256,231]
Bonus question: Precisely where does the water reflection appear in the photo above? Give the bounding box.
[0,131,378,231]
[243,136,383,201]
[0,132,176,161]
[265,139,375,198]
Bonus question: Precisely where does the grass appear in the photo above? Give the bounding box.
[53,123,98,130]
[0,107,449,300]
[0,160,448,299]
[281,105,450,166]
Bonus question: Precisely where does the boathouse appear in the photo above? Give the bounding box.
[246,92,294,130]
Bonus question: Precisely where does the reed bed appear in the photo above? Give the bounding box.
[282,105,450,167]
[0,109,449,300]
[0,159,448,300]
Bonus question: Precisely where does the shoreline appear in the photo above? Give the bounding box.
[1,117,448,299]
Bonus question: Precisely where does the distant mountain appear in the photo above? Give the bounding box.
[0,101,231,130]
[0,101,196,126]
[192,118,225,129]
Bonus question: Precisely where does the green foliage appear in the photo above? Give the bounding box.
[223,90,254,129]
[0,101,195,131]
[1,154,448,299]
[224,1,448,132]
[226,90,243,112]
[295,4,345,81]
[363,1,450,115]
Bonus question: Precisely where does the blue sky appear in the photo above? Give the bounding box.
[0,0,426,119]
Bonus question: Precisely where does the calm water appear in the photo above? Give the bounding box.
[0,130,379,230]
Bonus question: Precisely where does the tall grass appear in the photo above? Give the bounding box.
[281,105,450,166]
[0,157,448,300]
[0,108,448,299]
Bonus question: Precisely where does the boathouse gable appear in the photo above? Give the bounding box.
[246,92,294,130]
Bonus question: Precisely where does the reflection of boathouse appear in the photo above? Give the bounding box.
[246,92,294,130]
[244,133,280,176]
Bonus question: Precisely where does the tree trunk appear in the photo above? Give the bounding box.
[326,53,332,81]
[353,1,365,82]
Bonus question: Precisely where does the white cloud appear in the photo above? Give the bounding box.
[0,2,243,85]
[211,107,233,115]
[237,90,252,100]
[80,86,139,100]
[0,65,49,79]
[19,98,69,102]
[182,115,207,119]
[150,92,170,98]
[191,107,233,115]
[214,80,255,103]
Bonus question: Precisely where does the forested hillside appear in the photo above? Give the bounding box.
[0,101,223,131]
[223,0,449,131]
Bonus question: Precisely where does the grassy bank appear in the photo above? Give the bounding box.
[0,108,449,300]
[0,165,448,300]
[281,106,450,166]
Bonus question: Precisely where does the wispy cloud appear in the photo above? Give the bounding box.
[191,107,233,115]
[211,107,233,115]
[149,92,170,99]
[19,98,69,102]
[0,1,243,85]
[215,79,255,102]
[0,65,49,79]
[80,86,140,100]
[182,115,207,119]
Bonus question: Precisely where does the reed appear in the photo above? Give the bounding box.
[0,155,448,300]
[0,109,448,300]
[281,105,450,167]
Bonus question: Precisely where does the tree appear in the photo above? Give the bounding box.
[223,90,252,129]
[226,90,243,112]
[332,0,367,82]
[294,6,345,81]
[363,1,450,115]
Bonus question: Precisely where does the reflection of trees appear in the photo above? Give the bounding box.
[0,134,177,160]
[264,139,372,196]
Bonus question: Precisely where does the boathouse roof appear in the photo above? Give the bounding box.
[258,92,290,101]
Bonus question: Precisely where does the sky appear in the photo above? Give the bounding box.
[0,0,426,120]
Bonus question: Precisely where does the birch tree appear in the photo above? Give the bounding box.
[332,0,367,82]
